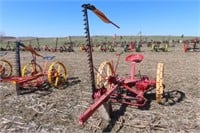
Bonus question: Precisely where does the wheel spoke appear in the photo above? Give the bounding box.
[22,63,42,77]
[47,62,67,88]
[54,64,61,87]
[96,61,114,89]
[0,59,13,78]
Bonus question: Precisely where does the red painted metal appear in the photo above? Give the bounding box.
[1,73,46,88]
[79,54,157,125]
[183,38,200,52]
[79,74,156,125]
[79,84,119,125]
[0,47,51,88]
[125,54,143,63]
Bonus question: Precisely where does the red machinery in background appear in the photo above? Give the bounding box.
[183,38,200,52]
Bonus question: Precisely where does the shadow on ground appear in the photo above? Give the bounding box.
[144,89,185,109]
[102,89,185,132]
[16,76,81,95]
[103,104,128,132]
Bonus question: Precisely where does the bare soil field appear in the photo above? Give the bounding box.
[0,44,199,133]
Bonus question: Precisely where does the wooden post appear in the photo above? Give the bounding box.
[156,63,164,103]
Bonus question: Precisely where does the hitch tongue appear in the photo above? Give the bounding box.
[79,93,111,125]
[79,85,118,125]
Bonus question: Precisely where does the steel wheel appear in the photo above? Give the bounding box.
[96,61,114,89]
[22,63,42,77]
[47,61,67,88]
[21,62,43,87]
[156,63,164,104]
[0,59,13,78]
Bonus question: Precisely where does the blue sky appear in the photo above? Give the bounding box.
[0,0,199,37]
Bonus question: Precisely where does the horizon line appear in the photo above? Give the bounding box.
[1,34,200,38]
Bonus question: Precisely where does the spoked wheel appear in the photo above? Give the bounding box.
[156,63,164,104]
[21,62,43,87]
[96,61,114,89]
[22,63,42,77]
[47,61,67,88]
[162,90,184,106]
[0,59,13,78]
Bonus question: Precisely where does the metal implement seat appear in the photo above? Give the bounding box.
[124,54,144,83]
[125,54,144,63]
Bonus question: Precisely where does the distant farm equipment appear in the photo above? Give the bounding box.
[0,37,76,53]
[32,38,41,51]
[98,43,115,52]
[123,41,141,52]
[151,42,169,52]
[0,41,15,51]
[183,38,200,52]
[80,44,94,52]
[59,43,74,52]
[0,42,67,94]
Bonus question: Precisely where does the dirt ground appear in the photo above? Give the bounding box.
[0,44,200,133]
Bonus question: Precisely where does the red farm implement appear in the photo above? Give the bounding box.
[124,41,141,52]
[59,43,74,52]
[0,42,67,94]
[183,38,200,52]
[78,4,168,125]
[98,43,115,52]
[79,53,165,125]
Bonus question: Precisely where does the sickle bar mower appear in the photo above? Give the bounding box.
[0,42,67,95]
[79,53,164,125]
[79,4,165,125]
